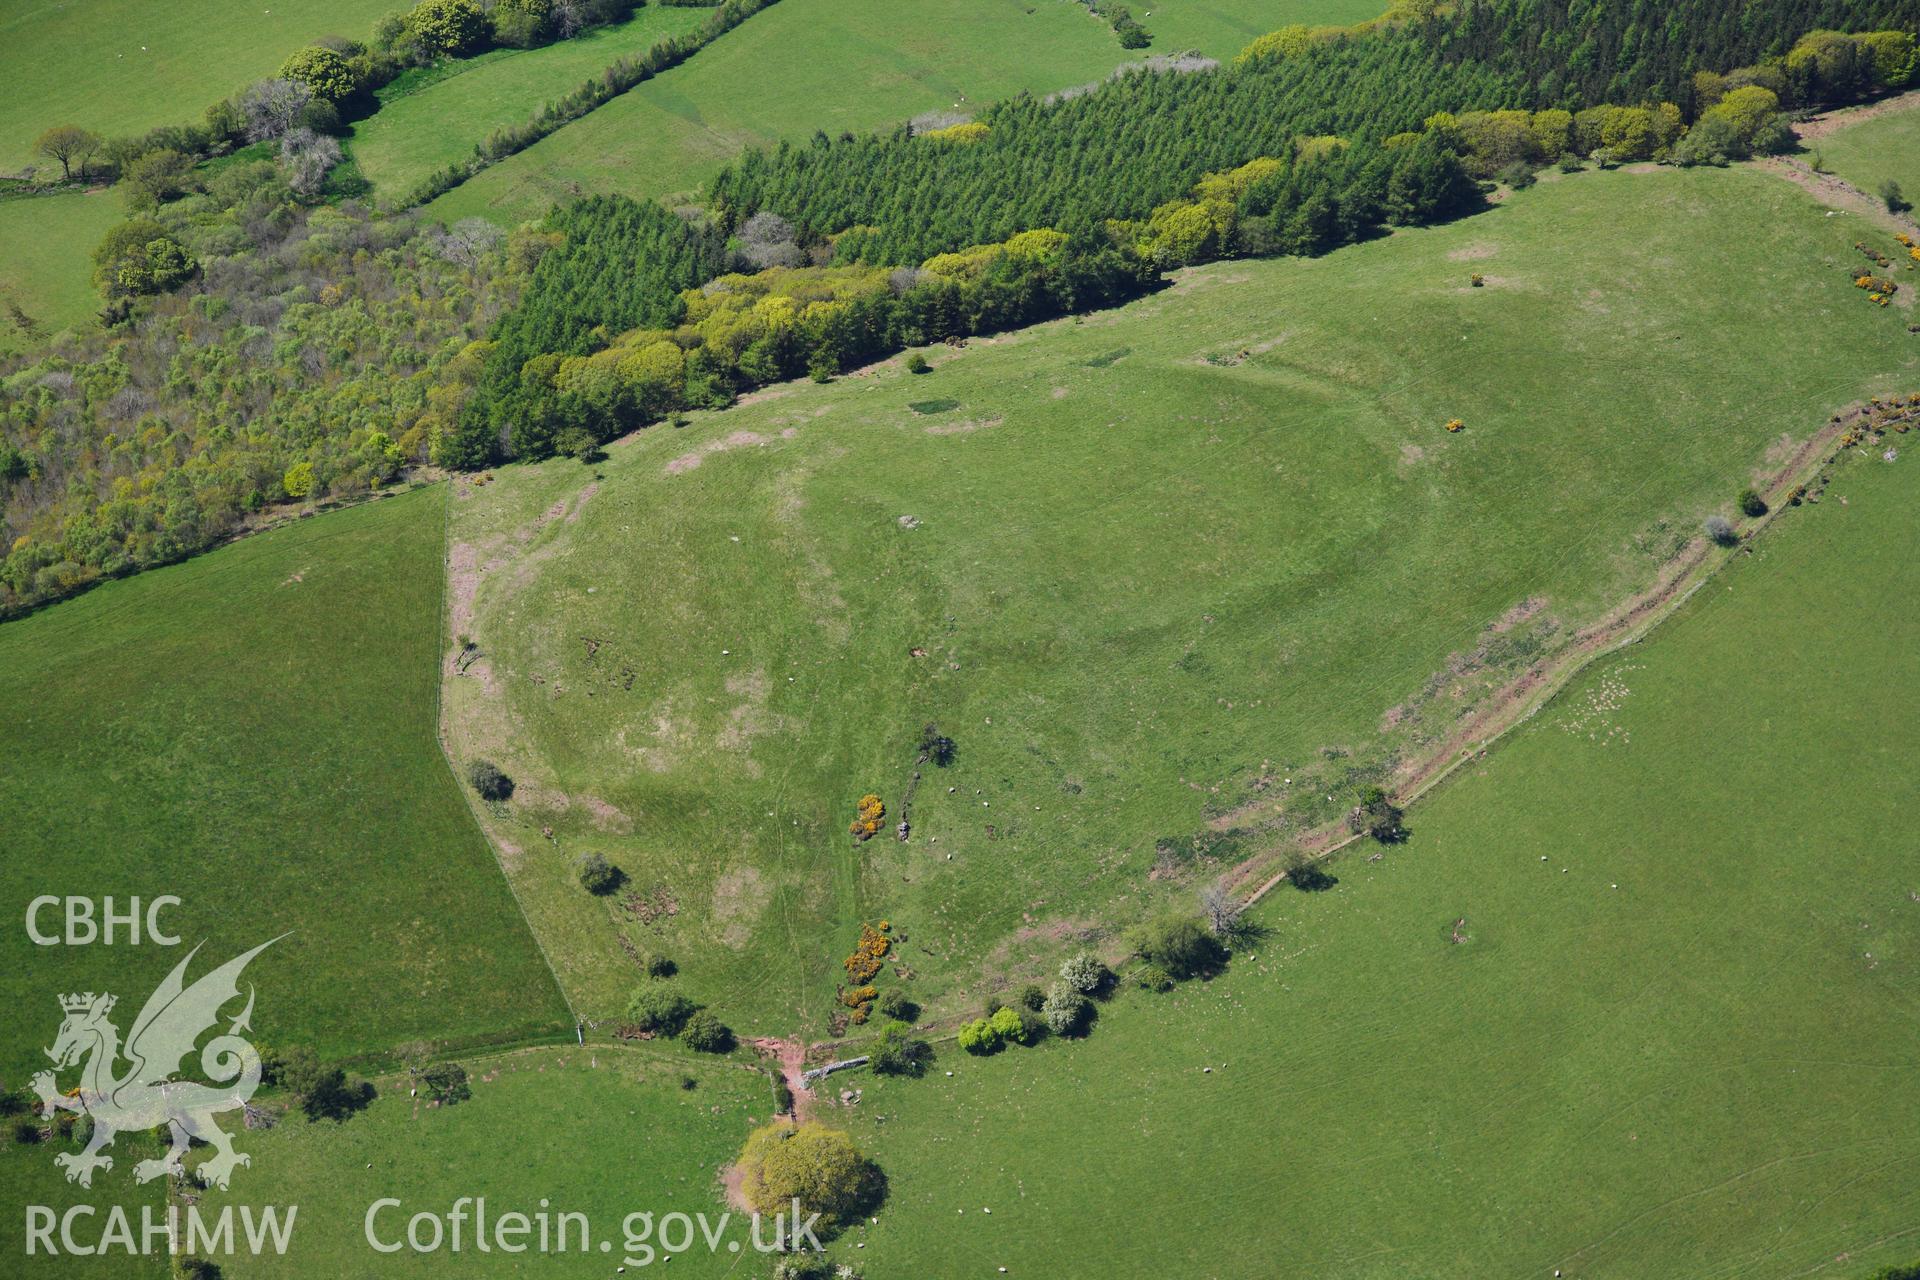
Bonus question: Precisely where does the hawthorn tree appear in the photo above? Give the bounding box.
[35,125,100,182]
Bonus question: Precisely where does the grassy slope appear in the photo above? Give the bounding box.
[1143,0,1384,57]
[426,0,1197,225]
[0,487,570,1083]
[843,440,1920,1280]
[192,1044,767,1277]
[0,190,120,355]
[442,166,1917,1038]
[0,0,396,175]
[1814,97,1920,207]
[349,5,715,199]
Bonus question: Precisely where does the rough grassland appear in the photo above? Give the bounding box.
[0,191,121,355]
[442,165,1916,1037]
[348,5,715,200]
[0,487,570,1085]
[424,0,1339,225]
[840,443,1920,1279]
[0,0,397,175]
[1812,95,1920,207]
[192,1044,767,1277]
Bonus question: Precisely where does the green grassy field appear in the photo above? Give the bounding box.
[1142,0,1384,57]
[349,5,715,200]
[424,0,1315,225]
[193,1044,768,1276]
[0,0,397,175]
[837,435,1920,1279]
[1811,96,1920,209]
[0,487,570,1083]
[0,1134,168,1279]
[442,164,1917,1039]
[0,190,120,355]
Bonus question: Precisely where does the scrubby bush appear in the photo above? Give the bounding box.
[122,148,197,210]
[11,1118,41,1145]
[875,988,918,1022]
[1042,983,1092,1036]
[1348,785,1407,843]
[1497,160,1536,189]
[681,1011,736,1053]
[771,1076,794,1114]
[1738,488,1768,518]
[1130,914,1227,980]
[905,352,931,374]
[735,1122,883,1227]
[626,984,696,1037]
[870,1020,932,1076]
[280,128,342,198]
[957,1017,1001,1054]
[1059,951,1108,994]
[1705,514,1738,546]
[644,952,677,979]
[280,1047,371,1120]
[491,0,553,47]
[99,227,196,296]
[238,78,313,142]
[1018,984,1047,1012]
[466,758,513,801]
[404,0,490,58]
[279,47,358,101]
[1884,180,1910,213]
[1134,964,1175,993]
[1009,1004,1047,1044]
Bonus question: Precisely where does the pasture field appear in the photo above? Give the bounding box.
[428,0,1209,224]
[840,437,1920,1278]
[442,164,1916,1038]
[0,190,120,355]
[192,1044,768,1277]
[1810,95,1920,208]
[348,4,715,200]
[1142,0,1385,57]
[0,1135,167,1279]
[0,0,397,175]
[0,487,570,1084]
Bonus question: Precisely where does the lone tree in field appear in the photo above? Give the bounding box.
[35,125,100,182]
[577,852,622,895]
[735,1122,883,1230]
[466,758,513,801]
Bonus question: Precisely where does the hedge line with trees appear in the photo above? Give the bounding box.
[443,211,1157,466]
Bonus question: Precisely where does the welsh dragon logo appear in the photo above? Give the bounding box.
[33,937,280,1190]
